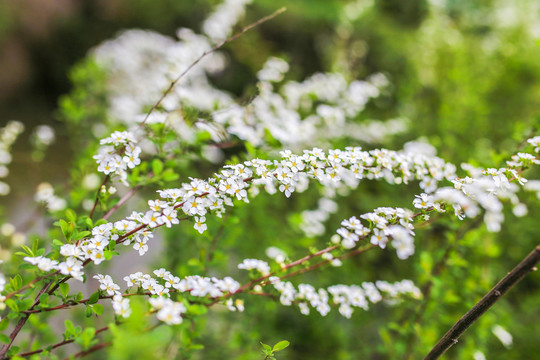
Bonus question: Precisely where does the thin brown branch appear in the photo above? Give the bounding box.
[279,244,377,281]
[4,271,59,300]
[103,184,143,220]
[138,7,286,128]
[89,175,110,219]
[69,341,112,359]
[21,292,151,314]
[206,245,340,308]
[403,217,483,360]
[206,212,230,264]
[424,245,540,360]
[0,280,54,358]
[18,326,109,359]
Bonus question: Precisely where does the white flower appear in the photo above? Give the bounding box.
[492,325,513,348]
[157,207,179,228]
[94,274,120,296]
[58,258,84,281]
[413,193,433,209]
[194,216,207,234]
[237,259,270,275]
[266,247,287,263]
[133,238,149,256]
[156,302,186,325]
[112,294,131,318]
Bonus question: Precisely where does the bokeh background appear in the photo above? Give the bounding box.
[1,0,540,359]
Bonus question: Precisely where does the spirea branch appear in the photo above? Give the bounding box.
[424,245,540,360]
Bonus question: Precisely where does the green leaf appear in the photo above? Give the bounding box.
[245,141,257,156]
[5,298,18,313]
[32,238,40,255]
[52,239,64,247]
[73,231,91,241]
[187,304,208,316]
[161,169,179,182]
[260,342,272,352]
[65,209,77,222]
[0,319,9,331]
[59,219,70,241]
[272,340,290,352]
[17,263,34,271]
[195,130,212,143]
[76,327,96,350]
[6,346,20,357]
[20,245,33,257]
[59,283,69,298]
[152,159,164,175]
[95,219,108,227]
[91,304,104,315]
[87,292,100,305]
[18,298,33,311]
[39,293,50,306]
[64,319,75,337]
[75,292,84,302]
[9,275,22,291]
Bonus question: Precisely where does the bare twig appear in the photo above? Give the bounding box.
[21,292,151,315]
[403,217,483,359]
[103,184,143,220]
[18,326,109,359]
[138,7,286,128]
[4,271,59,300]
[70,341,112,359]
[206,212,230,264]
[279,244,377,281]
[0,280,54,358]
[89,175,110,219]
[424,245,540,360]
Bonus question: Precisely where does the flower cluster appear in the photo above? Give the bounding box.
[94,274,131,318]
[124,269,241,299]
[211,65,396,150]
[265,247,287,264]
[0,271,5,315]
[34,182,67,212]
[87,262,420,325]
[22,137,540,309]
[237,259,271,275]
[410,144,539,233]
[30,125,56,162]
[120,269,242,324]
[202,0,253,42]
[91,6,404,157]
[333,207,416,259]
[24,255,84,282]
[149,296,186,325]
[93,130,141,184]
[271,277,421,318]
[299,197,339,237]
[23,145,460,278]
[0,121,24,196]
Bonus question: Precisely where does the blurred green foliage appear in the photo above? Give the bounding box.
[3,0,540,359]
[57,1,540,359]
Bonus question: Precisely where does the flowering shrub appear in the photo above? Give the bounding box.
[1,1,540,359]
